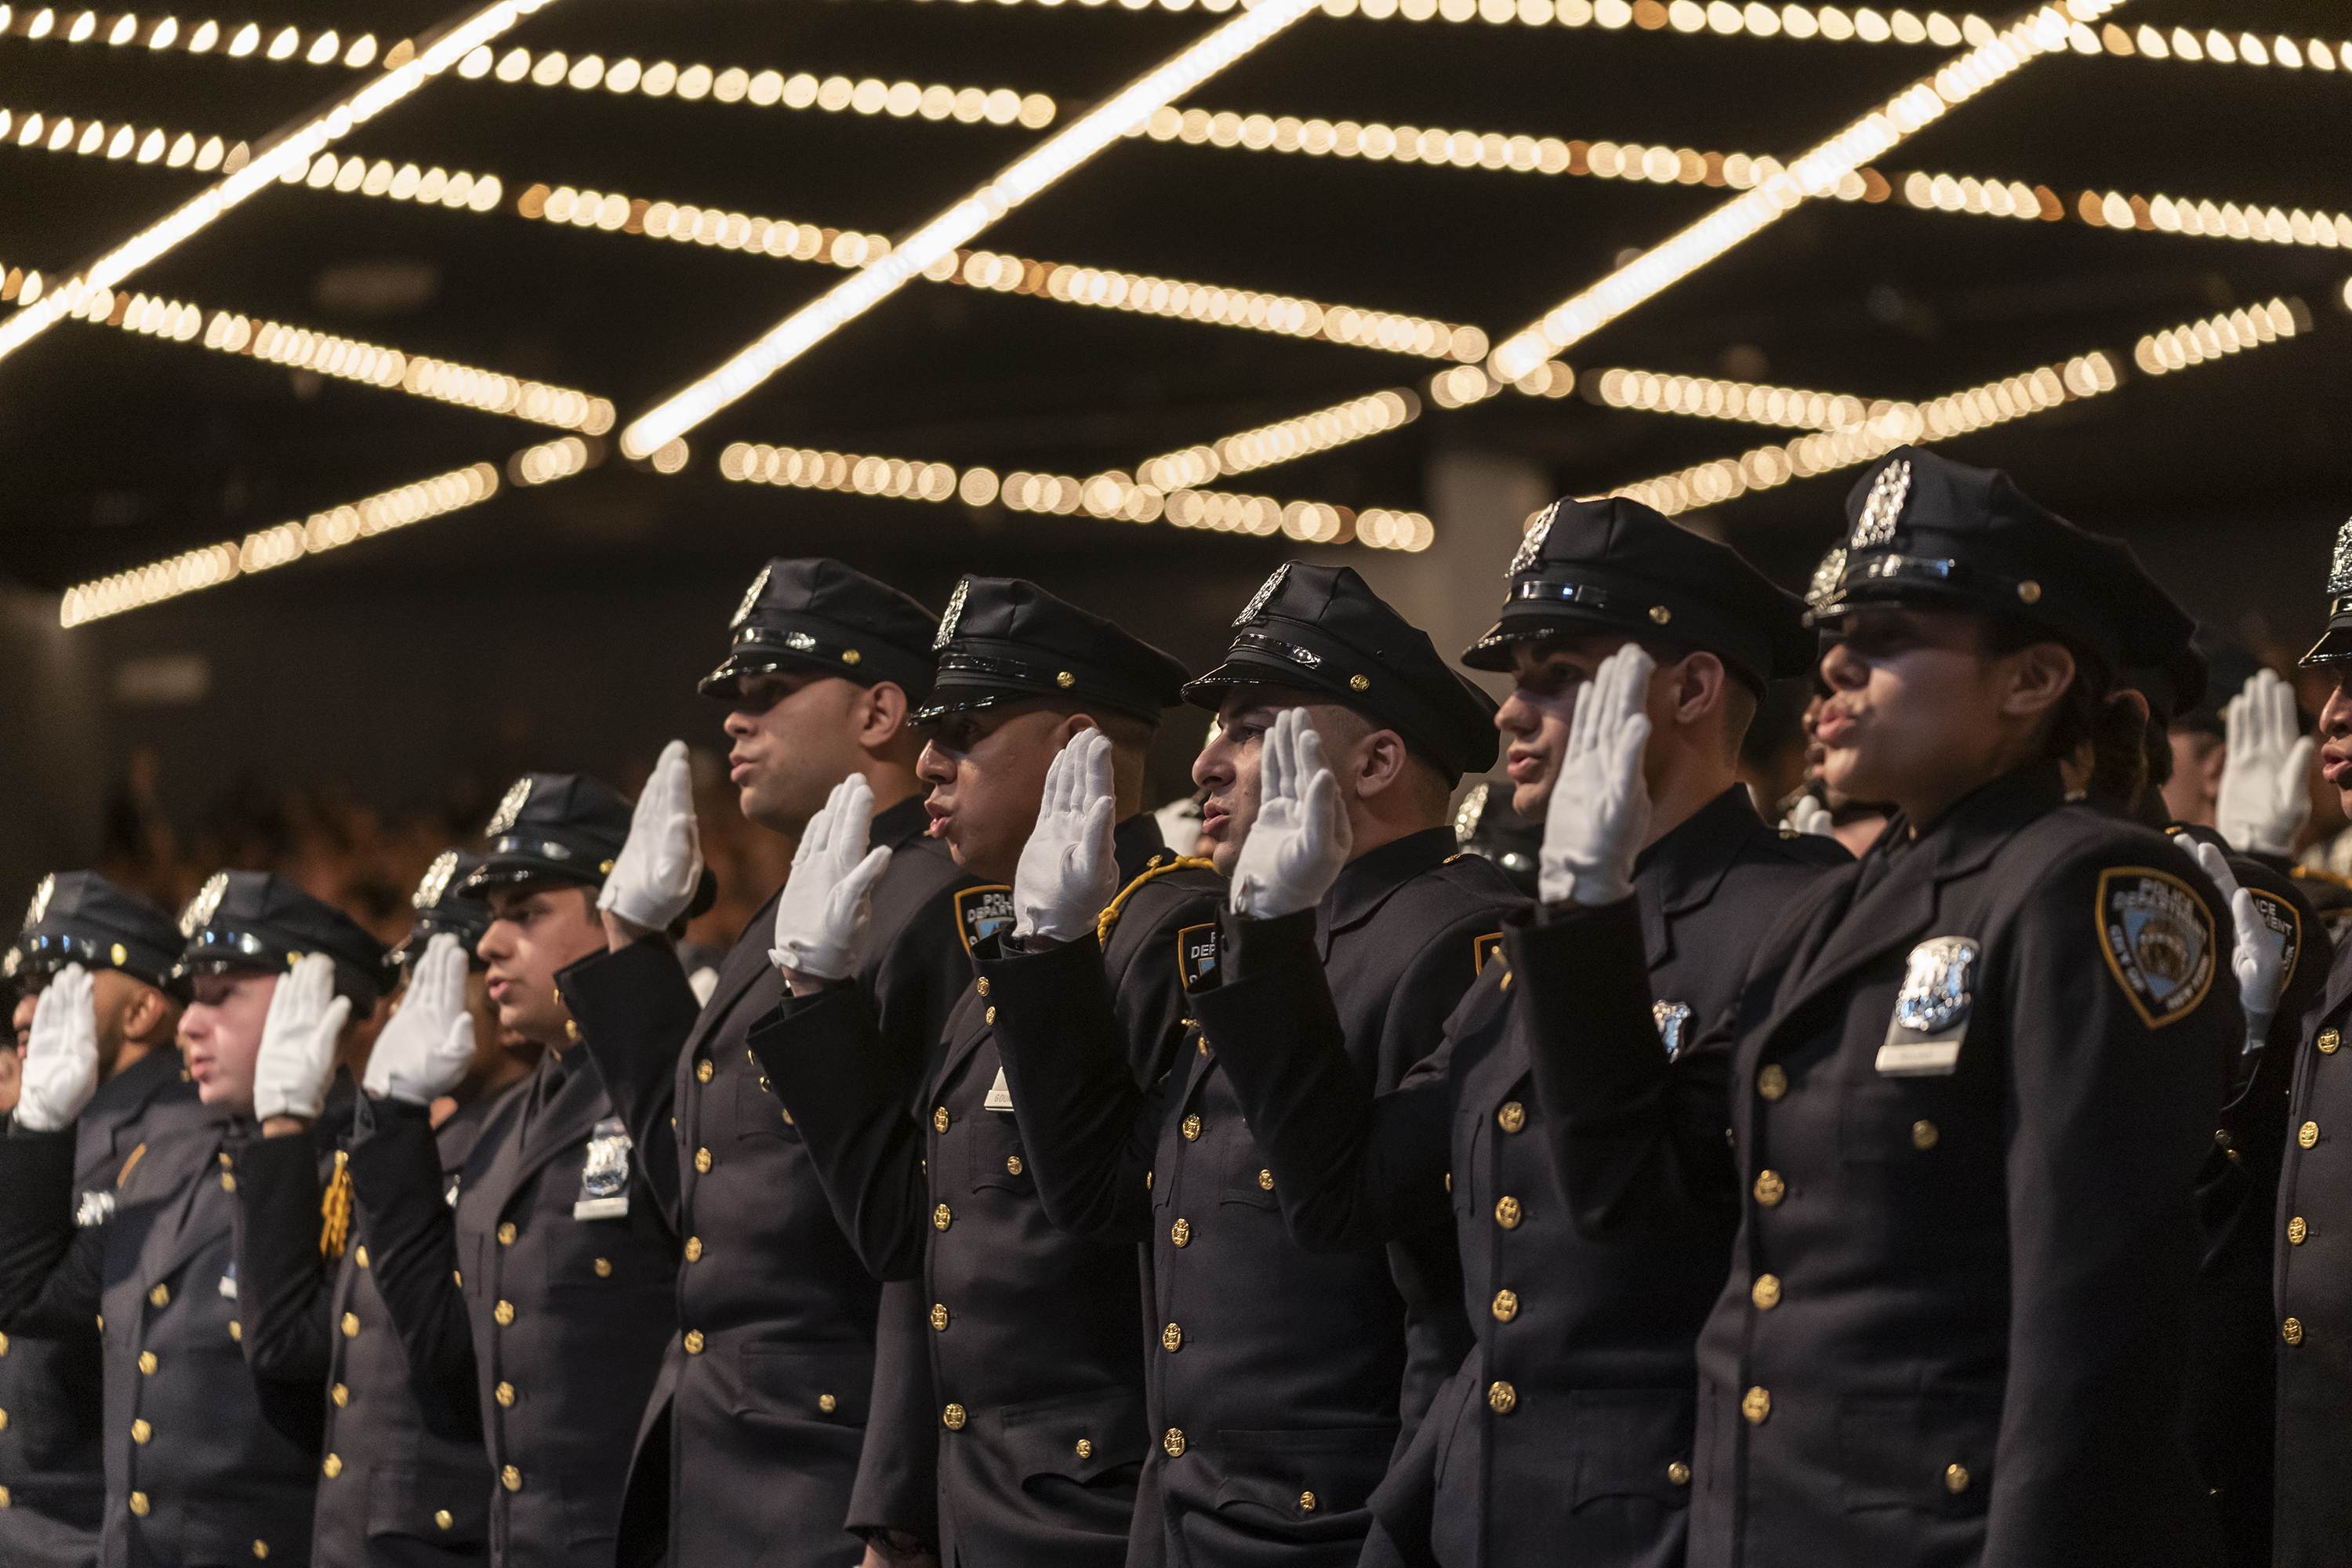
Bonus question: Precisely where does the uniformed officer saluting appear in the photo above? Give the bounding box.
[1515,445,2238,1566]
[1187,506,1848,1568]
[748,576,1221,1568]
[341,779,689,1568]
[1,874,210,1567]
[975,563,1515,1565]
[557,559,976,1568]
[0,872,390,1567]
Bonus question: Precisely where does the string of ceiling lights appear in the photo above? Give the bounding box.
[1889,168,2352,249]
[0,6,377,64]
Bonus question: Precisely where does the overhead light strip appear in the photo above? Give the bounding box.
[1590,365,1878,428]
[1889,167,2352,249]
[457,43,1057,128]
[1137,387,1421,488]
[0,7,379,64]
[0,0,561,369]
[615,0,1328,459]
[1486,0,2120,382]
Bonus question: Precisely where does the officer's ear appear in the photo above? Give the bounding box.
[857,681,911,749]
[1994,641,2076,720]
[122,983,179,1048]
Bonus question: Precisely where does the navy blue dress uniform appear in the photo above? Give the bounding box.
[1188,511,1846,1568]
[228,851,507,1566]
[343,779,689,1568]
[1515,448,2238,1567]
[745,576,1221,1568]
[0,872,390,1567]
[2270,519,2352,1567]
[0,873,217,1567]
[977,563,1515,1567]
[556,558,979,1567]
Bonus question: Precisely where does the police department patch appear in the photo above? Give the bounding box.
[2097,868,2215,1029]
[955,885,1015,955]
[1178,923,1219,989]
[2243,887,2303,993]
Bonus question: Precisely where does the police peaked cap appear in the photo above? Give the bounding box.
[1809,445,2194,674]
[914,575,1191,727]
[1463,494,1813,691]
[7,871,184,991]
[392,849,492,971]
[700,557,941,702]
[172,869,391,1011]
[461,771,717,919]
[1187,562,1500,779]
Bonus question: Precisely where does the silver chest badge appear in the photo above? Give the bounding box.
[1877,935,1979,1076]
[1653,1000,1693,1060]
[574,1116,634,1220]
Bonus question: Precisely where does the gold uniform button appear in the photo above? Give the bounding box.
[497,1223,517,1246]
[2283,1317,2305,1345]
[1181,1115,1203,1142]
[1349,673,1371,692]
[2320,1029,2341,1054]
[697,1059,713,1083]
[933,1107,950,1134]
[1258,1169,1274,1192]
[1163,1428,1187,1457]
[1758,1065,1788,1102]
[0,1486,9,1507]
[332,1383,348,1407]
[138,1352,158,1375]
[593,1258,612,1278]
[985,1007,996,1025]
[976,978,991,997]
[495,1382,516,1407]
[220,1173,236,1193]
[1299,1490,1317,1512]
[130,1492,150,1516]
[1944,1462,1970,1494]
[1911,1120,1939,1151]
[434,1511,453,1530]
[819,1394,838,1414]
[1754,1171,1787,1207]
[1742,1386,1771,1424]
[1486,1381,1517,1415]
[502,1466,522,1493]
[254,1542,270,1560]
[1491,1290,1519,1323]
[684,1330,706,1354]
[1162,1323,1183,1352]
[684,1237,703,1262]
[129,1418,147,1443]
[2300,1121,2321,1149]
[0,1332,9,1356]
[1076,1439,1093,1460]
[942,1404,967,1431]
[930,1304,950,1331]
[342,1313,361,1338]
[1751,1273,1782,1309]
[1668,1461,1692,1486]
[355,1246,368,1269]
[1494,1196,1523,1229]
[493,1301,514,1327]
[1171,1218,1192,1248]
[695,1148,713,1174]
[1006,1155,1023,1176]
[1497,1101,1526,1134]
[322,1454,342,1478]
[2289,1217,2309,1245]
[934,1204,953,1232]
[230,1320,241,1341]
[148,1284,169,1308]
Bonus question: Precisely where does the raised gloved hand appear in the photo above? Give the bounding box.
[600,739,704,934]
[252,953,350,1123]
[1781,793,1834,838]
[1540,643,1656,906]
[1231,707,1353,920]
[365,934,477,1105]
[2191,840,2288,1053]
[2216,670,2314,856]
[771,774,894,983]
[16,963,100,1132]
[1012,728,1120,945]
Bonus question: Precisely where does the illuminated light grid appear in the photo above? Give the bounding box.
[2133,298,2309,376]
[718,440,1433,550]
[0,103,239,171]
[57,460,506,626]
[0,0,561,369]
[618,0,1328,460]
[1,8,381,65]
[1138,387,1419,488]
[1892,169,2352,249]
[457,45,1058,129]
[1486,2,2123,383]
[1594,366,1875,429]
[510,433,601,484]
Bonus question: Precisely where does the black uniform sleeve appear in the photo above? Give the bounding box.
[227,1131,336,1385]
[0,1124,98,1337]
[868,858,981,1079]
[559,936,700,1233]
[343,1098,480,1420]
[1508,898,1742,1238]
[745,985,928,1281]
[1103,880,1225,1090]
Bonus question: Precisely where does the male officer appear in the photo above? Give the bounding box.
[748,575,1221,1568]
[1,874,208,1566]
[1518,448,2237,1566]
[1174,513,1844,1567]
[557,559,975,1568]
[226,851,528,1566]
[976,563,1516,1565]
[343,778,689,1568]
[0,872,389,1567]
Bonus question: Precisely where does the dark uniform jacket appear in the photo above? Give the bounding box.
[230,1086,520,1566]
[982,826,1517,1568]
[560,793,976,1566]
[0,1050,214,1568]
[1514,763,2236,1568]
[347,1023,688,1568]
[749,816,1218,1568]
[1200,788,1846,1568]
[0,1111,325,1567]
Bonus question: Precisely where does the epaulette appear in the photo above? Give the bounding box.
[1098,855,1218,947]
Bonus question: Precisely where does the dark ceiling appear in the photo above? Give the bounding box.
[2,0,2347,604]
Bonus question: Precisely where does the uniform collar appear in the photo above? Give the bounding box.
[1113,813,1175,886]
[86,1044,192,1118]
[869,792,935,851]
[1877,759,2067,883]
[1635,785,1766,917]
[1323,825,1460,935]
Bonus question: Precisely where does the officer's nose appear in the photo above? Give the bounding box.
[1819,640,1867,691]
[916,742,953,787]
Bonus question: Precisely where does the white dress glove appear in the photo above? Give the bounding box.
[2216,670,2314,856]
[364,933,478,1105]
[1540,644,1656,906]
[252,953,350,1123]
[16,963,101,1132]
[1782,794,1834,837]
[2190,840,2288,1053]
[600,739,705,932]
[771,774,895,982]
[1230,707,1353,920]
[1011,728,1120,945]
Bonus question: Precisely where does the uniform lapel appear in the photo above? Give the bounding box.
[144,1126,233,1286]
[1635,787,1761,968]
[681,887,786,1065]
[488,1052,612,1218]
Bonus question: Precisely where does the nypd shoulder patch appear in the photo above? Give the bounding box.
[2242,887,2304,995]
[1177,923,1219,990]
[955,885,1016,956]
[2096,867,2216,1029]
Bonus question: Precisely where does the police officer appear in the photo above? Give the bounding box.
[1182,512,1846,1567]
[1,873,210,1566]
[226,851,528,1565]
[1516,446,2237,1566]
[343,778,688,1568]
[976,563,1515,1564]
[747,575,1221,1567]
[0,871,390,1566]
[2272,518,2352,1566]
[557,559,977,1568]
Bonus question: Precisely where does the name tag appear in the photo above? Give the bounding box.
[984,1066,1015,1112]
[1874,1039,1964,1076]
